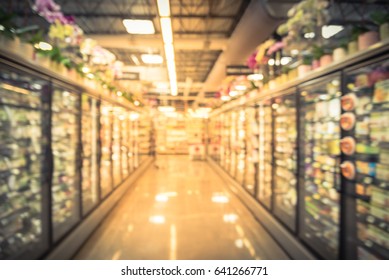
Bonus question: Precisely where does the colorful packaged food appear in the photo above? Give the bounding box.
[341,93,358,111]
[340,112,356,131]
[341,161,356,180]
[340,137,356,155]
[356,161,377,177]
[376,163,389,181]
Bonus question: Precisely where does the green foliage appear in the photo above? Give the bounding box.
[311,44,324,60]
[27,30,45,45]
[351,26,369,41]
[0,8,16,39]
[371,11,389,25]
[302,54,313,65]
[282,66,290,74]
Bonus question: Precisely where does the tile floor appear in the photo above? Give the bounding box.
[74,155,289,260]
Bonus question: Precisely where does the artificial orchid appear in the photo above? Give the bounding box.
[247,50,258,70]
[267,41,284,56]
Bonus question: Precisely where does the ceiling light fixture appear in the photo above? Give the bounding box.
[160,17,173,44]
[235,85,247,91]
[322,25,344,39]
[247,73,264,81]
[34,41,52,51]
[281,56,292,65]
[158,106,175,112]
[157,0,171,17]
[157,0,177,96]
[141,54,163,64]
[123,19,155,34]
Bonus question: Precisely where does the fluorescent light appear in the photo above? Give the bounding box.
[130,54,140,65]
[281,56,292,65]
[235,85,247,91]
[229,90,238,97]
[304,32,315,39]
[158,106,175,112]
[123,19,155,34]
[34,41,52,51]
[164,43,175,61]
[149,215,165,224]
[157,0,171,17]
[160,17,173,44]
[247,73,263,81]
[170,80,178,96]
[141,54,163,64]
[322,25,344,39]
[129,112,139,120]
[82,66,90,73]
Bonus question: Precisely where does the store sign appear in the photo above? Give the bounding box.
[226,65,254,76]
[117,71,140,80]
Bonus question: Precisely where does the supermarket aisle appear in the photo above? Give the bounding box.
[74,155,289,260]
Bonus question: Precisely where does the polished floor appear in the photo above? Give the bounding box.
[74,155,289,260]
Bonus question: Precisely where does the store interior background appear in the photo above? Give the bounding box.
[1,0,389,260]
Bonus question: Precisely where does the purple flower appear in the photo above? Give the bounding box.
[33,0,60,13]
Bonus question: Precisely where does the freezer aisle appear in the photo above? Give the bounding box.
[74,156,289,260]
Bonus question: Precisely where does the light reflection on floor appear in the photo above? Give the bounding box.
[74,155,289,260]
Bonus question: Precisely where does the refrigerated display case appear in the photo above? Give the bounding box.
[273,93,298,231]
[112,107,122,187]
[0,65,49,259]
[344,58,389,259]
[299,76,342,259]
[121,111,130,179]
[51,86,80,241]
[220,113,231,170]
[235,109,246,185]
[100,102,113,198]
[81,94,99,215]
[229,111,238,177]
[258,100,273,209]
[207,117,222,162]
[244,106,258,195]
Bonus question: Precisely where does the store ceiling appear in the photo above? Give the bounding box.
[5,0,301,110]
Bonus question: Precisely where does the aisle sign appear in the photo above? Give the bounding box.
[226,65,254,76]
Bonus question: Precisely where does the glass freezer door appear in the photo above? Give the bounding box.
[0,66,48,259]
[100,102,113,198]
[112,107,123,187]
[273,93,298,231]
[298,76,341,259]
[257,99,273,209]
[121,111,129,179]
[81,94,99,215]
[244,106,258,196]
[235,109,246,185]
[344,59,389,259]
[51,87,81,242]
